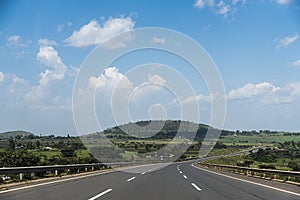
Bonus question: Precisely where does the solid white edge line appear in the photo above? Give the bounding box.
[191,183,202,191]
[183,175,187,179]
[0,170,114,194]
[127,177,136,182]
[192,163,300,197]
[88,189,112,200]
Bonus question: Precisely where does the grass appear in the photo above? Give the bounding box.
[29,150,62,162]
[207,148,243,157]
[75,149,91,158]
[220,134,300,146]
[206,155,245,165]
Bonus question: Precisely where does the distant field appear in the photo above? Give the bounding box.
[219,133,300,146]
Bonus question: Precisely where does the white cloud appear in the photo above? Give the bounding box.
[194,0,245,19]
[194,0,206,8]
[291,59,300,67]
[78,68,168,112]
[36,46,67,84]
[24,45,69,110]
[227,82,300,104]
[57,22,72,32]
[7,76,30,96]
[6,35,31,57]
[94,67,134,92]
[57,24,64,32]
[38,38,58,46]
[276,0,293,5]
[147,74,167,85]
[7,35,27,48]
[0,72,4,84]
[152,37,166,44]
[64,16,135,47]
[228,82,278,100]
[180,94,211,105]
[277,33,299,48]
[217,1,231,17]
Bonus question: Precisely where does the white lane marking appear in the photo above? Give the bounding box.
[141,172,146,175]
[179,171,183,174]
[0,163,169,195]
[191,183,202,191]
[88,189,112,200]
[183,175,187,179]
[192,164,300,197]
[177,164,182,171]
[127,177,136,182]
[0,170,114,194]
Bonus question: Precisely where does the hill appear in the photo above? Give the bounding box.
[99,120,234,141]
[0,130,35,139]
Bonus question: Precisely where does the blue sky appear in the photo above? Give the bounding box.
[0,0,300,135]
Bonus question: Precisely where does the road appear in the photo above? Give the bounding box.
[0,161,299,200]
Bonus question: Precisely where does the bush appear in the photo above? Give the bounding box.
[288,161,300,171]
[237,160,254,167]
[258,164,276,169]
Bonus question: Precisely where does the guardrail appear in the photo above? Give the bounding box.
[199,163,300,184]
[0,161,149,182]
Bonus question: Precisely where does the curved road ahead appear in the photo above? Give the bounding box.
[0,161,299,200]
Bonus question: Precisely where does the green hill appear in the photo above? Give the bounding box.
[0,130,35,139]
[97,120,234,141]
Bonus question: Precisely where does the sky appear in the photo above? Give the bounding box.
[0,0,300,135]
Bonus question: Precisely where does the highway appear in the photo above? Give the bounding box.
[0,161,299,200]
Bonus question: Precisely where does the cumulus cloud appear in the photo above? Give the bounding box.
[36,46,67,85]
[277,33,299,48]
[64,16,135,48]
[93,67,134,92]
[1,45,74,111]
[147,74,167,85]
[23,45,70,110]
[228,82,279,100]
[227,82,300,104]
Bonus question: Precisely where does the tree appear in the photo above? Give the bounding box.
[35,140,41,149]
[288,161,300,171]
[8,139,15,150]
[61,148,75,157]
[26,141,33,149]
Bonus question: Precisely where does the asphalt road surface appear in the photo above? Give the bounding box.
[0,161,299,200]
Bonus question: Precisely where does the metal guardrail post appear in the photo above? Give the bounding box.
[19,173,23,181]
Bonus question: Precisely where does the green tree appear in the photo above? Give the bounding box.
[35,140,41,149]
[8,139,15,150]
